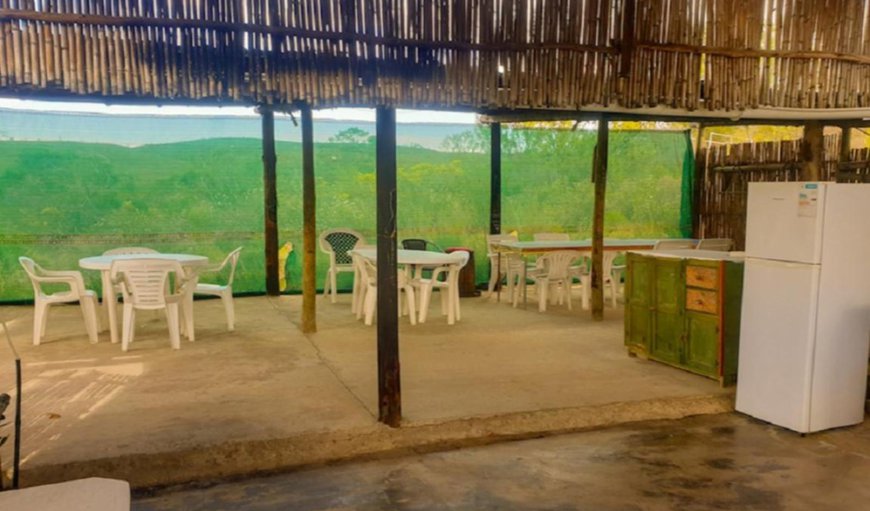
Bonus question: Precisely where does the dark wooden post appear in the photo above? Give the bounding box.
[376,106,401,427]
[261,107,280,296]
[801,121,824,181]
[591,116,609,321]
[619,0,637,78]
[838,126,852,182]
[301,104,317,333]
[490,122,502,234]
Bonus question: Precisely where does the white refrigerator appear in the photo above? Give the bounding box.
[736,182,870,433]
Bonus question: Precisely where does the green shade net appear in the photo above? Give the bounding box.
[679,130,695,238]
[0,111,692,301]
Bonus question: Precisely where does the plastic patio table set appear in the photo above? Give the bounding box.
[350,247,470,326]
[19,247,241,351]
[486,237,702,310]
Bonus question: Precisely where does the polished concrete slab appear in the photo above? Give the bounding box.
[132,413,870,511]
[0,293,731,487]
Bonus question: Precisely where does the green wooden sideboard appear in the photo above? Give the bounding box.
[624,250,744,386]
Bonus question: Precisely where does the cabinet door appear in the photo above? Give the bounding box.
[685,311,720,377]
[651,258,684,365]
[625,254,653,352]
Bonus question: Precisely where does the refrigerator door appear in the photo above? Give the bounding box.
[745,182,826,264]
[810,184,870,431]
[736,257,821,433]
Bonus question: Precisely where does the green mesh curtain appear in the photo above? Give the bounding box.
[0,110,692,301]
[679,130,695,238]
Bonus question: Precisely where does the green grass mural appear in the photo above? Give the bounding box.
[0,114,689,302]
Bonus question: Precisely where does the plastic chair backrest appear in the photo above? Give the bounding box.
[111,258,184,309]
[19,257,44,295]
[696,238,733,251]
[320,229,366,265]
[103,247,159,256]
[653,239,695,250]
[534,232,570,241]
[219,246,244,286]
[543,251,581,280]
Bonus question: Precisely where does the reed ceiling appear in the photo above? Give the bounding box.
[1,0,869,115]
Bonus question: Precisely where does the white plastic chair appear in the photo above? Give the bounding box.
[194,247,243,331]
[578,252,622,309]
[533,250,582,312]
[356,258,416,326]
[416,250,470,325]
[486,233,523,297]
[19,257,99,345]
[533,232,570,241]
[696,238,733,251]
[319,229,367,303]
[653,239,696,250]
[110,259,188,352]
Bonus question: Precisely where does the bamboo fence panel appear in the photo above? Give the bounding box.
[0,0,869,111]
[698,133,841,249]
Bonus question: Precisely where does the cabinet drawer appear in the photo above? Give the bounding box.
[686,265,719,290]
[686,288,718,314]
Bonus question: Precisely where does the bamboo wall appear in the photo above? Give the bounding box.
[697,134,841,249]
[1,1,870,111]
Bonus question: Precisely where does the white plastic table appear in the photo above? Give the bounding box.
[351,248,458,268]
[79,253,209,344]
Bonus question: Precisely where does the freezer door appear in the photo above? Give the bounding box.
[736,257,820,433]
[745,182,826,264]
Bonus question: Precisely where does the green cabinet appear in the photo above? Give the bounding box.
[624,252,744,386]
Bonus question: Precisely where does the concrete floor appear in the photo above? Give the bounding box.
[0,293,731,487]
[132,413,870,511]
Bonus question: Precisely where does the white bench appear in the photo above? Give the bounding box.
[0,477,130,510]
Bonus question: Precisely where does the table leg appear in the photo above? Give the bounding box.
[496,253,501,303]
[182,273,198,342]
[101,271,119,344]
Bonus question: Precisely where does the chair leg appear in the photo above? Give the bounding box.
[32,301,45,346]
[405,286,417,326]
[121,304,135,352]
[222,290,235,331]
[80,296,99,344]
[486,270,497,297]
[538,279,548,312]
[580,274,591,310]
[166,304,182,350]
[330,268,338,303]
[419,283,432,323]
[565,280,573,310]
[364,287,376,326]
[440,287,449,316]
[454,282,462,322]
[181,294,195,342]
[322,268,332,298]
[356,286,367,320]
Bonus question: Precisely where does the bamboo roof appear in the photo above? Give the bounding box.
[2,1,870,118]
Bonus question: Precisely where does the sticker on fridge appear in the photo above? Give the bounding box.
[798,183,819,218]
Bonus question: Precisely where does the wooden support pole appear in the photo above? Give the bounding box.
[591,116,609,321]
[619,0,636,78]
[301,104,316,333]
[801,121,824,181]
[376,106,401,427]
[692,123,705,238]
[840,126,852,162]
[490,122,502,234]
[261,107,279,296]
